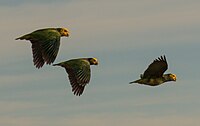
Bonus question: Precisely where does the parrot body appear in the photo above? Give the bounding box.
[130,55,176,86]
[16,28,69,68]
[53,58,98,96]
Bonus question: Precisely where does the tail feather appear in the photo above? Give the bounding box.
[52,63,61,66]
[53,62,66,67]
[129,81,134,84]
[15,34,31,40]
[129,79,141,84]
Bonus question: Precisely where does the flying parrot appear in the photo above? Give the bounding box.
[129,55,176,86]
[53,58,98,96]
[16,28,69,68]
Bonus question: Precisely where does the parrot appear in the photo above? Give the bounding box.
[53,58,98,96]
[129,55,176,86]
[16,28,69,68]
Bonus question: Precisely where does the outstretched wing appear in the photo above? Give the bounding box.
[143,55,168,78]
[28,29,61,68]
[31,40,45,68]
[63,59,91,96]
[40,32,60,65]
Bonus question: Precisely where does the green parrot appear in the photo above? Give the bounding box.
[129,55,176,86]
[16,28,70,68]
[53,58,98,96]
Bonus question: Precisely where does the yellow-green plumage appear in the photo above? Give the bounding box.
[16,28,69,68]
[53,58,98,96]
[131,78,165,86]
[129,55,176,86]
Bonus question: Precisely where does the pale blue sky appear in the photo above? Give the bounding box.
[0,0,200,126]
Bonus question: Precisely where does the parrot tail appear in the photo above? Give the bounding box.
[52,63,61,66]
[129,79,140,84]
[15,34,31,40]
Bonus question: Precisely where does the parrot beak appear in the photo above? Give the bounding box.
[65,32,69,37]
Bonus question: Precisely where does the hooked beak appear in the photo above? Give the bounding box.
[65,33,69,37]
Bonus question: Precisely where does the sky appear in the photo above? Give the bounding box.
[0,0,200,126]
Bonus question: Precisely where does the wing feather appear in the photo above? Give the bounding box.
[63,60,91,96]
[31,41,44,68]
[143,55,168,78]
[40,33,61,65]
[28,29,61,67]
